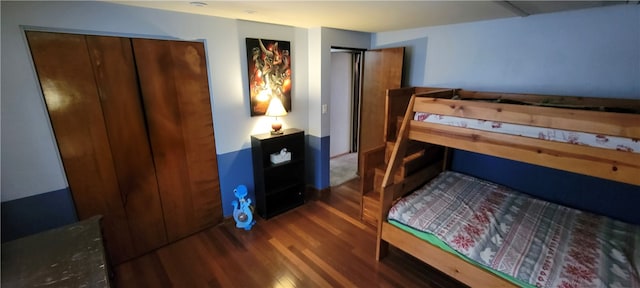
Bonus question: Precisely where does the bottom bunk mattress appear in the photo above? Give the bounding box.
[388,171,640,288]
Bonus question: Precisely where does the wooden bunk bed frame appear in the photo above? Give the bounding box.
[375,88,640,287]
[359,87,452,225]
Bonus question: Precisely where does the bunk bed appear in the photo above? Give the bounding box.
[375,88,640,287]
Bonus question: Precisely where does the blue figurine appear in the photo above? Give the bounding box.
[232,185,255,230]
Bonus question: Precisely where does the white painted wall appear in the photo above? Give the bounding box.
[309,28,370,139]
[330,52,352,157]
[237,21,309,136]
[307,28,370,188]
[373,4,640,99]
[6,1,634,203]
[307,28,324,138]
[0,1,310,201]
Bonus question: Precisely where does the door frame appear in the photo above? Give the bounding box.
[330,47,365,161]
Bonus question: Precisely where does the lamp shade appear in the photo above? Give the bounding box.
[265,97,287,117]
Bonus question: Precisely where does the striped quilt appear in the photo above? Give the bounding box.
[388,171,640,288]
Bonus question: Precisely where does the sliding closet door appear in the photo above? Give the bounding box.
[132,39,222,241]
[27,31,222,262]
[26,31,166,263]
[84,35,168,253]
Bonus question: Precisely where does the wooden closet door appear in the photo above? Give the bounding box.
[26,31,134,263]
[84,35,168,254]
[26,31,167,264]
[132,39,222,241]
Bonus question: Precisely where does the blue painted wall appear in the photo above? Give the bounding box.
[216,149,256,216]
[307,135,331,190]
[216,135,330,216]
[1,188,77,242]
[451,150,640,225]
[1,142,324,241]
[373,5,640,98]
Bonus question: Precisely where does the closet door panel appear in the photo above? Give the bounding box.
[168,41,222,230]
[132,39,222,241]
[86,35,168,253]
[25,31,135,263]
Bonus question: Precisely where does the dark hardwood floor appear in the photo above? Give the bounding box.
[114,177,466,287]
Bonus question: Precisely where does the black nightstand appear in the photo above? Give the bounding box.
[251,128,305,219]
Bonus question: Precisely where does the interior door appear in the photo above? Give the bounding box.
[358,47,404,173]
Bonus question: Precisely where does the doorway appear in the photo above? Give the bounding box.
[328,47,404,188]
[329,48,363,187]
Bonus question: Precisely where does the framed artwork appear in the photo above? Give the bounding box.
[246,38,292,116]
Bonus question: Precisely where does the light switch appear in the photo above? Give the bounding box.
[322,104,327,114]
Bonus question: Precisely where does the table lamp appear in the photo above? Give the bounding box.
[265,97,287,134]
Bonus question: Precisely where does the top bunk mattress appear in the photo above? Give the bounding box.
[414,112,639,153]
[388,171,640,288]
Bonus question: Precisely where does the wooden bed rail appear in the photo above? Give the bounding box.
[409,121,640,186]
[380,222,515,287]
[456,90,640,113]
[410,97,640,186]
[413,97,640,138]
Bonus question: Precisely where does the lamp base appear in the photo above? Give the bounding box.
[271,120,283,135]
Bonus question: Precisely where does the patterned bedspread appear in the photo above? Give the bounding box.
[388,171,640,288]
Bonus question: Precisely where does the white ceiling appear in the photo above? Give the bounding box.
[110,1,632,33]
